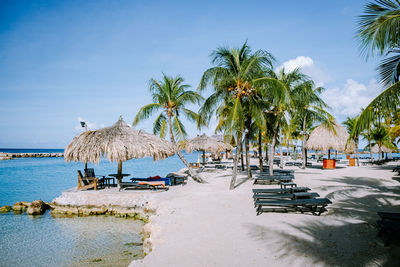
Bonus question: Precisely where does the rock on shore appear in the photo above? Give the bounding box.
[26,200,50,215]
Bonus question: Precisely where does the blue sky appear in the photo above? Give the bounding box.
[0,0,380,148]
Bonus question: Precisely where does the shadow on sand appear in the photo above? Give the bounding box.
[245,175,400,266]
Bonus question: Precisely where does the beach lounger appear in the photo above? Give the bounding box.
[255,198,332,216]
[256,173,295,178]
[253,175,294,185]
[119,181,168,191]
[280,182,297,188]
[253,192,319,201]
[254,170,294,177]
[130,177,172,186]
[252,187,311,195]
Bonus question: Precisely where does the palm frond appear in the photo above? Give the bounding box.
[352,81,400,138]
[133,103,162,126]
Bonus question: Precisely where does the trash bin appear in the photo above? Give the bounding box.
[323,159,336,169]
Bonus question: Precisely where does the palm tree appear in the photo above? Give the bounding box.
[198,41,275,189]
[369,124,394,160]
[343,116,360,166]
[290,80,332,169]
[133,74,207,183]
[262,68,308,175]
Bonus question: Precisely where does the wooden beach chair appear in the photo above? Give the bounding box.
[255,198,332,216]
[84,168,105,187]
[77,170,102,190]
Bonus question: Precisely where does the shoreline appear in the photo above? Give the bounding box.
[7,159,399,266]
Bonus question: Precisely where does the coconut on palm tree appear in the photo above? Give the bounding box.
[133,74,207,183]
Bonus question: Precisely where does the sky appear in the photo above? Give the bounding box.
[0,0,382,148]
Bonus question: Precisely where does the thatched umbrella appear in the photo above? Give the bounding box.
[64,117,174,183]
[183,134,233,164]
[305,122,351,159]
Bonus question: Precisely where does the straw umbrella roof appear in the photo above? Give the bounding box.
[183,134,233,154]
[64,117,174,164]
[305,122,351,152]
[370,144,396,153]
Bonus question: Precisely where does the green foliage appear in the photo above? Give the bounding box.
[133,74,204,141]
[357,0,400,57]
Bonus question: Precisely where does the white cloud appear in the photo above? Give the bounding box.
[279,56,331,87]
[74,117,104,132]
[321,79,382,119]
[280,56,314,72]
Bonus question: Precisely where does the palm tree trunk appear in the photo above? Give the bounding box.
[301,117,307,169]
[293,142,297,160]
[356,140,360,166]
[378,145,382,161]
[269,123,279,176]
[278,131,283,169]
[168,114,206,183]
[230,132,242,190]
[245,130,252,178]
[368,127,373,162]
[258,131,263,172]
[240,142,244,170]
[286,137,290,161]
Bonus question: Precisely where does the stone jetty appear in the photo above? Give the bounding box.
[0,152,63,160]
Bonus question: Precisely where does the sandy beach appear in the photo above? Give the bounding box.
[124,159,400,267]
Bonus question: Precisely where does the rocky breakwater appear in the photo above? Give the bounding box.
[0,152,12,160]
[0,152,64,159]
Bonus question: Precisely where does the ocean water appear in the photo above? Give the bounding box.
[0,150,198,267]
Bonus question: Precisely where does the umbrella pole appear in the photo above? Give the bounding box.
[328,149,331,159]
[202,150,205,165]
[84,162,88,176]
[117,161,122,184]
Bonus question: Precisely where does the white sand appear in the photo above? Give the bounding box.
[128,159,400,267]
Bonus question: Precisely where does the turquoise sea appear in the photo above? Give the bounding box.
[0,149,198,267]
